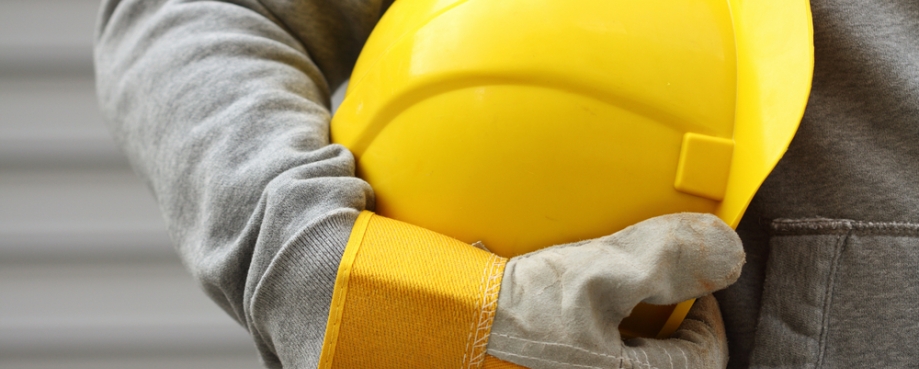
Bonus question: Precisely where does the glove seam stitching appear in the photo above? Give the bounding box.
[489,348,607,369]
[467,255,505,368]
[491,333,661,369]
[508,240,592,263]
[463,253,491,368]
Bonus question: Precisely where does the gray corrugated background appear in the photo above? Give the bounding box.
[0,1,326,367]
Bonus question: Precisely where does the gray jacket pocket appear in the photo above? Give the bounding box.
[750,219,919,368]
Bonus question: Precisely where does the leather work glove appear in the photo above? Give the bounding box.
[485,213,745,369]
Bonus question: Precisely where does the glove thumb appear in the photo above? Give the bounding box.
[601,212,745,305]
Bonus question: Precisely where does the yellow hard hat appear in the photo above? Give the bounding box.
[332,0,813,338]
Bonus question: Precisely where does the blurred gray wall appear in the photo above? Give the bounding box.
[0,1,263,367]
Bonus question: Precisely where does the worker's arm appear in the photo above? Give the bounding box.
[95,1,742,368]
[95,1,390,366]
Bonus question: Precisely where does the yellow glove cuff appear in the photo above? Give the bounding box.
[319,211,508,368]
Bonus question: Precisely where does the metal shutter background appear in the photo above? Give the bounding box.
[0,1,264,367]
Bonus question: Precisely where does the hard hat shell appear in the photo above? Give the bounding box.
[332,0,813,337]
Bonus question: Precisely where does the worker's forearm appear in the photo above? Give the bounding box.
[94,0,388,367]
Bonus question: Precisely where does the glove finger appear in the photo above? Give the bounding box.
[600,213,745,305]
[620,295,728,369]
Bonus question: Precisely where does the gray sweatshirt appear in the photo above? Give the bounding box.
[93,0,918,368]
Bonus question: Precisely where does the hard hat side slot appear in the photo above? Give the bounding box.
[674,133,734,201]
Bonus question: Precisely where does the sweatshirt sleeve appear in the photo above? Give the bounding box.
[94,0,391,367]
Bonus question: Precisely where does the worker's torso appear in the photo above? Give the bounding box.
[718,0,919,367]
